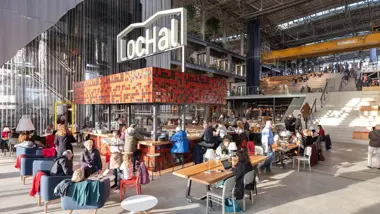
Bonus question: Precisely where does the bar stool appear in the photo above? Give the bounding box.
[171,152,186,172]
[147,153,161,181]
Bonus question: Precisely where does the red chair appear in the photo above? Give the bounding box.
[119,176,141,201]
[45,135,55,148]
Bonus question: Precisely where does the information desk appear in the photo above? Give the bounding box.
[83,131,202,171]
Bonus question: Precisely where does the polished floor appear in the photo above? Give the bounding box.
[0,142,379,214]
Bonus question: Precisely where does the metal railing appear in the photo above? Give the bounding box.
[31,73,70,102]
[311,98,317,113]
[247,86,261,95]
[320,82,328,108]
[339,75,345,92]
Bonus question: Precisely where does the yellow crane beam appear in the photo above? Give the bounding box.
[262,32,380,63]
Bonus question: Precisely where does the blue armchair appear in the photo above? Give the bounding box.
[40,174,71,212]
[32,160,53,177]
[61,178,110,213]
[20,156,54,185]
[16,147,43,157]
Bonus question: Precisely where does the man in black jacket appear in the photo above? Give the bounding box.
[50,150,73,176]
[285,115,296,132]
[368,125,380,169]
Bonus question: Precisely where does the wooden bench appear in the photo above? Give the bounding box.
[352,131,369,140]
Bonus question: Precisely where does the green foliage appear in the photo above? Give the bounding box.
[184,5,196,21]
[206,17,220,35]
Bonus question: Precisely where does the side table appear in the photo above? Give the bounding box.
[121,195,158,214]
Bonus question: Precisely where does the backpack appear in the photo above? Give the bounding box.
[136,161,150,185]
[224,198,242,212]
[325,134,332,150]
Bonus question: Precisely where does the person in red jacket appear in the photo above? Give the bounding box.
[317,125,325,141]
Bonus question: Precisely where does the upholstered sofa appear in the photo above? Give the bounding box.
[20,156,53,184]
[16,147,43,157]
[39,174,71,212]
[61,178,110,214]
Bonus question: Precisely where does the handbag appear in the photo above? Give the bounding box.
[224,198,242,212]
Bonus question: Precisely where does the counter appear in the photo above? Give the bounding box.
[138,135,202,171]
[83,131,202,172]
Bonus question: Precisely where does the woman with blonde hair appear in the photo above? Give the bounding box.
[14,132,35,148]
[235,121,245,135]
[54,124,76,156]
[71,168,85,183]
[115,154,133,192]
[18,132,28,143]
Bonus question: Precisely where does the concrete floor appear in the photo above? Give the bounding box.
[0,142,380,214]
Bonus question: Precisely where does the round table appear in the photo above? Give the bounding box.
[121,195,158,214]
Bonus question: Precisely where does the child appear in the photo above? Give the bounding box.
[115,155,133,192]
[215,138,230,158]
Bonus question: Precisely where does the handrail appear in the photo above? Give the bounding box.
[320,82,328,108]
[31,73,71,102]
[311,98,317,114]
[339,75,344,92]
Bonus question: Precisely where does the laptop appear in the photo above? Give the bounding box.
[221,159,232,171]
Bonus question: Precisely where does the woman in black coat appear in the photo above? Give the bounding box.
[81,140,102,178]
[54,125,76,156]
[233,150,253,200]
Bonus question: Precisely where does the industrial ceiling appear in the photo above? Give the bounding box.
[177,0,380,54]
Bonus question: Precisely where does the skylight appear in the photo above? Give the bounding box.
[278,0,380,30]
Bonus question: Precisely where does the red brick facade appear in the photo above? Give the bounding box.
[74,67,226,105]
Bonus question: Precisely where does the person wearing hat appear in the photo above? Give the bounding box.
[368,124,380,169]
[170,127,189,166]
[123,124,144,169]
[260,120,274,173]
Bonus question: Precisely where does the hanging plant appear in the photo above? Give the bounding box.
[206,17,220,40]
[184,5,196,21]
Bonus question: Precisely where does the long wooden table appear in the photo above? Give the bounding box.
[273,144,300,167]
[173,155,268,203]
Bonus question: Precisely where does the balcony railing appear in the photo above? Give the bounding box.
[171,53,246,77]
[227,85,309,97]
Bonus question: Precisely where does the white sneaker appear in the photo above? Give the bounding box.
[113,189,120,193]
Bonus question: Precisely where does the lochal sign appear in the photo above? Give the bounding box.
[117,8,187,63]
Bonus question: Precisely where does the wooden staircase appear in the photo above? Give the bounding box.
[352,91,380,141]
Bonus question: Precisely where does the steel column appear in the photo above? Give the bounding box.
[152,104,158,141]
[246,18,261,94]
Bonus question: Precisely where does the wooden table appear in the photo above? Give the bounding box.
[173,155,268,203]
[273,144,300,167]
[172,160,221,179]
